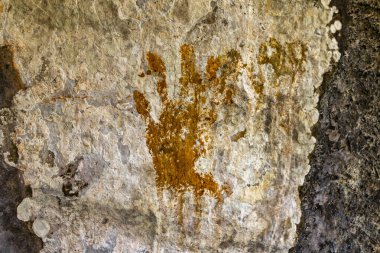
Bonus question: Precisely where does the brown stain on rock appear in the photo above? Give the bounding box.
[250,38,307,110]
[172,0,190,24]
[134,45,241,213]
[257,38,307,134]
[0,46,25,108]
[250,39,307,242]
[257,38,306,82]
[231,129,247,142]
[0,46,24,164]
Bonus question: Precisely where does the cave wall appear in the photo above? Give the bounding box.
[0,45,43,253]
[292,0,380,252]
[0,0,378,252]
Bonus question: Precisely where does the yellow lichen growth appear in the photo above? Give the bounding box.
[134,45,241,206]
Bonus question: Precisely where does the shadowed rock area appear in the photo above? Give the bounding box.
[293,0,380,252]
[0,46,42,252]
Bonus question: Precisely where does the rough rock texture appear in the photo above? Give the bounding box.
[292,0,380,252]
[0,0,343,252]
[0,46,43,252]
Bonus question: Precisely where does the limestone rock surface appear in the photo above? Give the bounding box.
[0,0,338,252]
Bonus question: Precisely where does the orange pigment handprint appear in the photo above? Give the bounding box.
[134,45,241,203]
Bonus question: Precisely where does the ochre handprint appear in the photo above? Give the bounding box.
[134,45,241,205]
[250,38,307,109]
